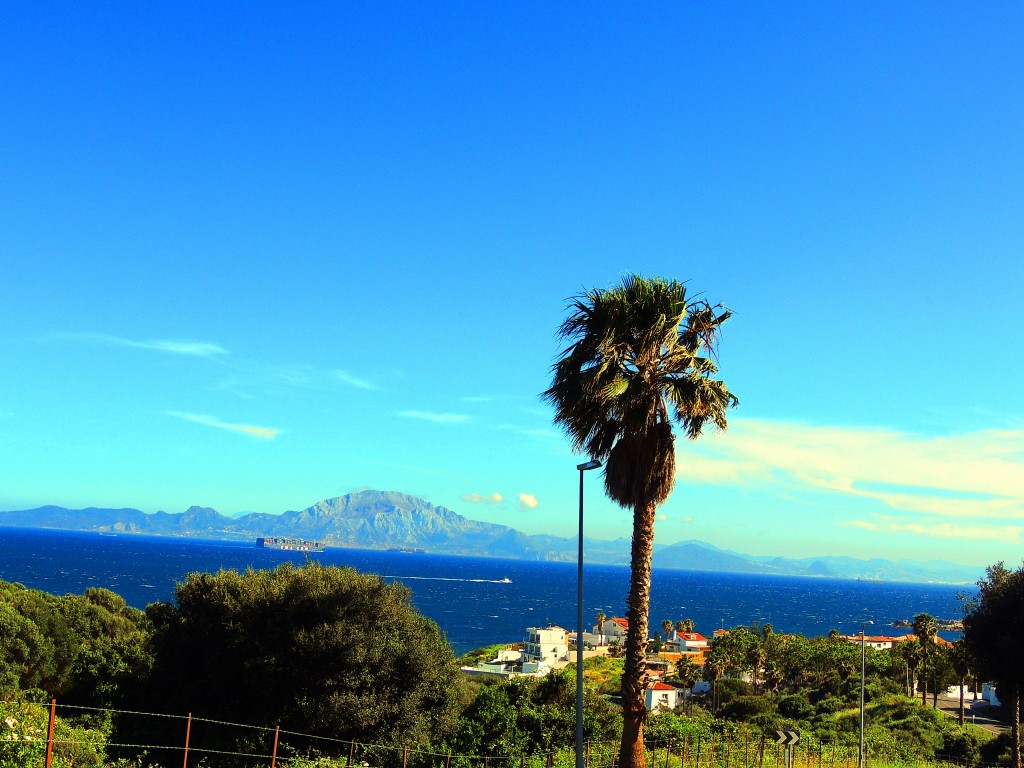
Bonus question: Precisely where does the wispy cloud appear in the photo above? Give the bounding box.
[848,516,1024,543]
[678,418,1024,520]
[334,370,380,391]
[167,411,281,440]
[398,411,471,424]
[518,493,539,509]
[461,492,504,504]
[50,332,228,358]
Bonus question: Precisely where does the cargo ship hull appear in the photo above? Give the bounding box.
[256,537,325,552]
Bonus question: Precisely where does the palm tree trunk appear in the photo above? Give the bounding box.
[619,501,656,768]
[921,659,928,705]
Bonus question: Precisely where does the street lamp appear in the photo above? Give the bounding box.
[576,459,601,768]
[860,619,874,768]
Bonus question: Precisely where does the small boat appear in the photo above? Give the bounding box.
[499,577,512,584]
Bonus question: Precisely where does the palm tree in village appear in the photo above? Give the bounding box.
[596,612,606,645]
[662,619,674,642]
[676,618,694,635]
[913,612,938,705]
[544,274,737,768]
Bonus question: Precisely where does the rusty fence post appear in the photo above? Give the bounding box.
[271,724,280,768]
[182,712,192,768]
[44,698,56,768]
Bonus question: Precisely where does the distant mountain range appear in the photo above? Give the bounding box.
[0,490,981,584]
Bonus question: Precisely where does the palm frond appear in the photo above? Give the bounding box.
[543,274,737,509]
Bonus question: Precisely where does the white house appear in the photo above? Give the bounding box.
[844,634,899,651]
[645,682,680,712]
[522,626,569,674]
[461,647,523,678]
[595,617,629,644]
[664,631,710,656]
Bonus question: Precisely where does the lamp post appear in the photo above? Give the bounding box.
[576,459,601,768]
[860,619,874,768]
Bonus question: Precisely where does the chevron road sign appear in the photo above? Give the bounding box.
[775,730,801,746]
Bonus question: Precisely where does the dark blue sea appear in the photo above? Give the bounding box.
[0,528,970,656]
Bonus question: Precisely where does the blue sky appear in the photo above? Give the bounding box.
[2,3,1022,568]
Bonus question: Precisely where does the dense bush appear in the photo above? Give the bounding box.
[132,562,460,763]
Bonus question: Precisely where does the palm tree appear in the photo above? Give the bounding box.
[676,618,694,635]
[913,613,938,705]
[544,275,737,768]
[900,640,924,698]
[596,612,607,646]
[675,656,700,715]
[704,656,724,712]
[662,619,674,642]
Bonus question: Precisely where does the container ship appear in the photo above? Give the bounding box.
[256,537,325,552]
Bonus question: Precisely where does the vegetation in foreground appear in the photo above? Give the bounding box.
[3,561,1024,768]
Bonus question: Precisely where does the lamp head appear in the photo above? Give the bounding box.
[576,460,602,471]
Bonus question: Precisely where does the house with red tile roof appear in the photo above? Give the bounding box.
[595,616,629,644]
[645,681,680,712]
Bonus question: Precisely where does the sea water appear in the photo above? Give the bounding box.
[0,527,968,655]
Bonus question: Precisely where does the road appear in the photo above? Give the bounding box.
[930,695,1008,735]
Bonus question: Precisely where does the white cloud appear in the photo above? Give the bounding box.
[847,516,1024,543]
[398,411,470,424]
[461,493,504,504]
[518,493,539,509]
[167,411,281,440]
[679,418,1024,520]
[334,370,379,390]
[52,332,227,358]
[134,339,227,357]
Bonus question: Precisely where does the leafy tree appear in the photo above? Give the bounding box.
[675,619,694,635]
[134,562,460,764]
[543,273,737,768]
[446,671,620,762]
[963,562,1024,768]
[0,580,150,706]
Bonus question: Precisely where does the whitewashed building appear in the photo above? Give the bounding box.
[645,682,680,712]
[522,625,569,673]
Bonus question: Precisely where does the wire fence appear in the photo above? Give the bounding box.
[2,699,1008,768]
